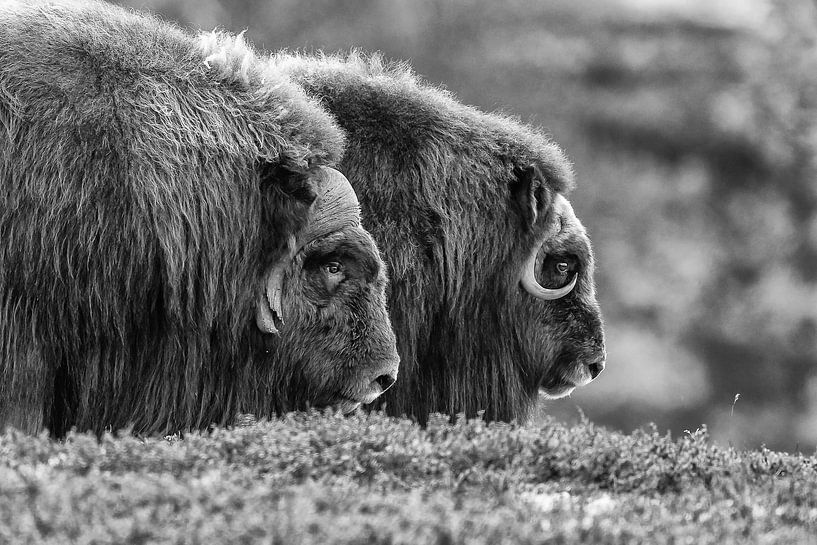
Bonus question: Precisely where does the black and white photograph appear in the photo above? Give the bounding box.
[1,0,815,542]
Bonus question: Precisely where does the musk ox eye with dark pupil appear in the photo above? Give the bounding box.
[556,262,569,274]
[325,262,342,275]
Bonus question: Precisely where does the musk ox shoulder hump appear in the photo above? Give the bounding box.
[273,50,573,193]
[0,0,344,170]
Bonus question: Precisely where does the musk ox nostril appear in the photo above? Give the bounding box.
[375,374,397,393]
[588,361,605,380]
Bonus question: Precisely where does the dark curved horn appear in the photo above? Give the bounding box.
[296,167,361,251]
[520,194,577,301]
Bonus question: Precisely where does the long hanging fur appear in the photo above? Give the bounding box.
[275,51,605,423]
[0,1,361,436]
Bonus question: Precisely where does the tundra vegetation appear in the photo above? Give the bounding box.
[0,412,814,544]
[0,0,399,437]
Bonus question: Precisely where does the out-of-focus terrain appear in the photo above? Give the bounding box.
[118,0,817,451]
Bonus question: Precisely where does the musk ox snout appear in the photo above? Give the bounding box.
[538,301,606,400]
[541,337,605,400]
[574,338,607,386]
[360,300,401,405]
[374,372,398,394]
[354,359,400,407]
[588,358,605,380]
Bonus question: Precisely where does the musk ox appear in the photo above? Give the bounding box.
[0,2,399,437]
[275,53,605,423]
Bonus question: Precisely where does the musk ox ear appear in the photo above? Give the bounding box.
[512,165,553,231]
[256,161,318,261]
[258,162,317,206]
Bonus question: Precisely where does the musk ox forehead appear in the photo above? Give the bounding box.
[294,167,363,250]
[508,140,574,196]
[543,195,592,256]
[307,228,379,257]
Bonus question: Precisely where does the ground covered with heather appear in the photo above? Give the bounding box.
[1,412,815,544]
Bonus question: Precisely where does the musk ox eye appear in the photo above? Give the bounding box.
[321,261,346,294]
[539,254,578,290]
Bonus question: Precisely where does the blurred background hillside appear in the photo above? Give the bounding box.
[117,0,817,452]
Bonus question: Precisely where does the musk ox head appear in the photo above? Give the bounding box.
[0,1,397,436]
[253,166,399,415]
[274,52,604,423]
[512,166,605,401]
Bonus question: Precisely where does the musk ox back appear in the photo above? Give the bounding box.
[0,2,399,436]
[275,53,605,423]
